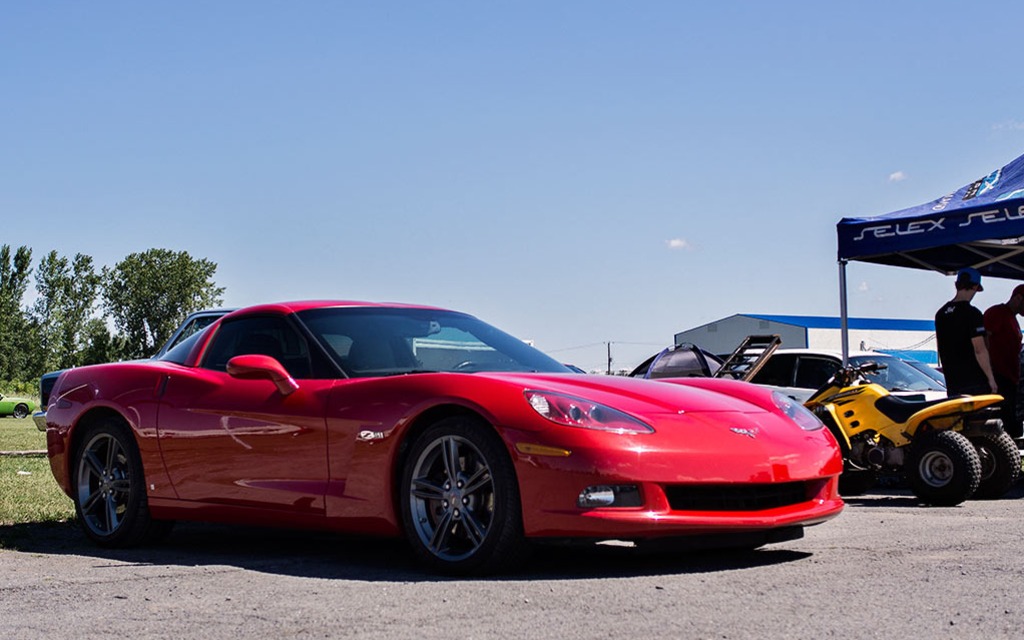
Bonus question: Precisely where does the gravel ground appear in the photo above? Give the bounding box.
[3,484,1024,639]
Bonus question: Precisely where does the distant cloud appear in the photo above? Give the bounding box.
[992,120,1024,131]
[888,171,907,182]
[858,281,870,292]
[666,238,692,250]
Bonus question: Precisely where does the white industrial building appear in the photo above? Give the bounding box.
[674,314,937,363]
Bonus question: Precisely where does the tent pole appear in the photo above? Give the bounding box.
[839,259,849,366]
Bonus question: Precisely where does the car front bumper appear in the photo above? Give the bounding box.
[33,410,47,432]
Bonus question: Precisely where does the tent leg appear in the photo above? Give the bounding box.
[839,259,849,365]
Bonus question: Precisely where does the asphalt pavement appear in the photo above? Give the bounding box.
[3,484,1024,639]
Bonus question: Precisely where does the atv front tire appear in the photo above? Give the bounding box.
[907,430,981,506]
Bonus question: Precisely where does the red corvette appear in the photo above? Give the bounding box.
[42,301,843,574]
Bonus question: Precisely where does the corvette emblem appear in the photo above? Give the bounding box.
[730,427,759,439]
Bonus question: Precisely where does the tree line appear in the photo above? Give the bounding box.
[0,245,225,384]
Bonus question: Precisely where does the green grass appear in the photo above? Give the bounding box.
[0,416,47,452]
[0,456,74,526]
[0,417,75,527]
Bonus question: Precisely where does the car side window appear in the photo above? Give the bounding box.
[201,316,313,379]
[794,357,840,389]
[750,354,797,387]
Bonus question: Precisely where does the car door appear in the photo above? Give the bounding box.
[156,315,331,514]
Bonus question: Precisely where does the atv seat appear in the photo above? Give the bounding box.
[873,394,952,424]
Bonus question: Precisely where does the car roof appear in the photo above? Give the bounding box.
[224,300,452,317]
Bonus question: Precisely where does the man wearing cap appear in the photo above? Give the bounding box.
[935,268,998,398]
[983,284,1024,438]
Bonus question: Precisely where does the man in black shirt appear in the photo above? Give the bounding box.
[935,267,998,397]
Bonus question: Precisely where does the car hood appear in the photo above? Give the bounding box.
[461,372,839,483]
[475,372,774,417]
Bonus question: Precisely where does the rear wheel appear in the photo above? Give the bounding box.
[970,430,1021,499]
[400,416,529,575]
[73,418,172,547]
[907,430,981,506]
[13,403,29,419]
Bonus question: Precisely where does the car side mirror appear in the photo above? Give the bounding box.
[226,354,300,396]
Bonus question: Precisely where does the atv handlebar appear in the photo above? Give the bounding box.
[827,361,888,390]
[856,362,886,374]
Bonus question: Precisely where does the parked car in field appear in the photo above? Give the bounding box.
[34,308,233,431]
[39,300,844,575]
[748,349,947,403]
[0,394,36,419]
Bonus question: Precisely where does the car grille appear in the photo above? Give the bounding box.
[664,481,810,512]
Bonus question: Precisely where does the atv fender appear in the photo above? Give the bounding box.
[904,394,1004,436]
[817,408,853,453]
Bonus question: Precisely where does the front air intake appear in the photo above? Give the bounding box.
[664,481,811,512]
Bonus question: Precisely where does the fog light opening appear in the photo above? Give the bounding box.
[577,484,642,508]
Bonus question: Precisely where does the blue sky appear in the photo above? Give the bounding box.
[4,1,1024,372]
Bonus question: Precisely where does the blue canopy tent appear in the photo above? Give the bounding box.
[836,152,1024,362]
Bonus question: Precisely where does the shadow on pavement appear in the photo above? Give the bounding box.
[842,475,1024,508]
[0,518,812,582]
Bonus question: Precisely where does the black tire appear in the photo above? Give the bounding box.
[838,467,878,496]
[399,416,530,575]
[970,430,1021,499]
[13,403,29,419]
[72,417,172,547]
[907,430,981,506]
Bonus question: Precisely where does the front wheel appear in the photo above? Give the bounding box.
[73,418,172,547]
[970,430,1021,499]
[400,416,529,575]
[907,430,981,506]
[13,403,29,419]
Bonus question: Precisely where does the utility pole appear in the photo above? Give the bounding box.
[606,342,612,375]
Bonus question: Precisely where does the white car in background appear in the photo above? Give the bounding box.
[748,349,947,403]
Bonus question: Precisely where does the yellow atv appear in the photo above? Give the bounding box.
[804,361,1017,506]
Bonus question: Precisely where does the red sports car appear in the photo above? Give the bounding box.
[42,301,843,574]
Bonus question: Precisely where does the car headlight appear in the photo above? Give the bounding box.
[772,391,824,431]
[524,390,654,434]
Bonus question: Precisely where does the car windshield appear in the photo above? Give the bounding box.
[902,359,946,388]
[646,345,722,379]
[849,355,945,392]
[158,329,208,364]
[296,307,570,377]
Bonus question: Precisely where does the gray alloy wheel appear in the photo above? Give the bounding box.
[400,417,529,575]
[73,419,171,547]
[13,403,29,419]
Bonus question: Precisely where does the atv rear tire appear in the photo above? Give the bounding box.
[970,430,1021,499]
[907,430,981,506]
